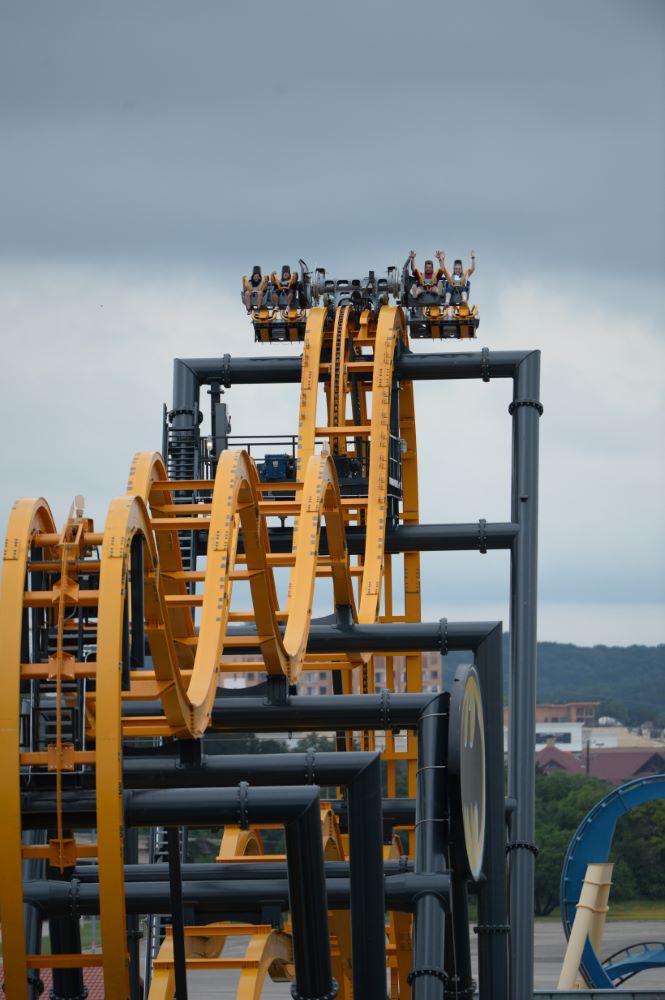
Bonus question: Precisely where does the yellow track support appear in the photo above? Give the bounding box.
[148,924,293,1000]
[0,499,57,1000]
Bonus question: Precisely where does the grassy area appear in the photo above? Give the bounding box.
[535,898,665,922]
[605,899,665,921]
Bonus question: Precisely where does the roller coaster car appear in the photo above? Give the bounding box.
[402,274,479,340]
[251,259,316,342]
[409,302,479,340]
[252,305,307,343]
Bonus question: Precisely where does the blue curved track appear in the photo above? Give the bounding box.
[559,772,665,988]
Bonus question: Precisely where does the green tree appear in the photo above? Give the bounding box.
[534,771,607,916]
[611,800,665,900]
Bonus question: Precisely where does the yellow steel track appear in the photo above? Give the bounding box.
[0,304,422,997]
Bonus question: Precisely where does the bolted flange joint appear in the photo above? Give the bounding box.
[407,966,448,985]
[290,979,339,1000]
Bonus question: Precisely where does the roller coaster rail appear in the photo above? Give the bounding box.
[1,282,543,999]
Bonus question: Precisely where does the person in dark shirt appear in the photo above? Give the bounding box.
[242,265,268,312]
[271,265,299,309]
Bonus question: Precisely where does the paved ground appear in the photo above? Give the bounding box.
[147,921,665,996]
[532,920,665,992]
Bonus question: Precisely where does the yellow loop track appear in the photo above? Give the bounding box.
[0,303,424,998]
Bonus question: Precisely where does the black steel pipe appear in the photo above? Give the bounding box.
[23,830,45,1000]
[47,908,86,1000]
[370,521,518,553]
[209,690,436,732]
[124,826,142,1000]
[74,859,412,882]
[119,749,377,789]
[167,827,189,1000]
[173,350,533,392]
[21,790,416,831]
[412,693,450,1000]
[121,692,435,732]
[234,620,498,654]
[248,521,519,556]
[343,754,385,996]
[46,831,86,1000]
[114,620,502,667]
[23,872,450,917]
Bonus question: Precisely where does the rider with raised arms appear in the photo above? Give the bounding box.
[404,250,445,300]
[442,251,476,307]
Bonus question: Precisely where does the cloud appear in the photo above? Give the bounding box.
[0,261,662,646]
[0,1,662,644]
[1,1,663,275]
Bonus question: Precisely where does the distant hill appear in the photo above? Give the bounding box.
[441,638,665,728]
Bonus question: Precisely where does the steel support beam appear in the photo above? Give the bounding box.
[23,831,45,1000]
[412,692,451,1000]
[166,827,188,1000]
[23,873,450,917]
[508,350,541,1000]
[73,860,411,882]
[251,521,519,556]
[172,350,533,395]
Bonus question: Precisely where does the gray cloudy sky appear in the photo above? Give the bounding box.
[1,0,663,645]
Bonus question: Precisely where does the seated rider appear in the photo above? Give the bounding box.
[242,265,268,313]
[271,264,299,309]
[404,250,445,301]
[443,251,476,307]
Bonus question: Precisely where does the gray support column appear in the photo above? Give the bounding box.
[508,350,541,999]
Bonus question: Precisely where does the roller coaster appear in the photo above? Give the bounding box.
[0,260,542,999]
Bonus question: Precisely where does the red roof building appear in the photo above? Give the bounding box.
[585,748,665,784]
[536,745,665,783]
[536,744,585,774]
